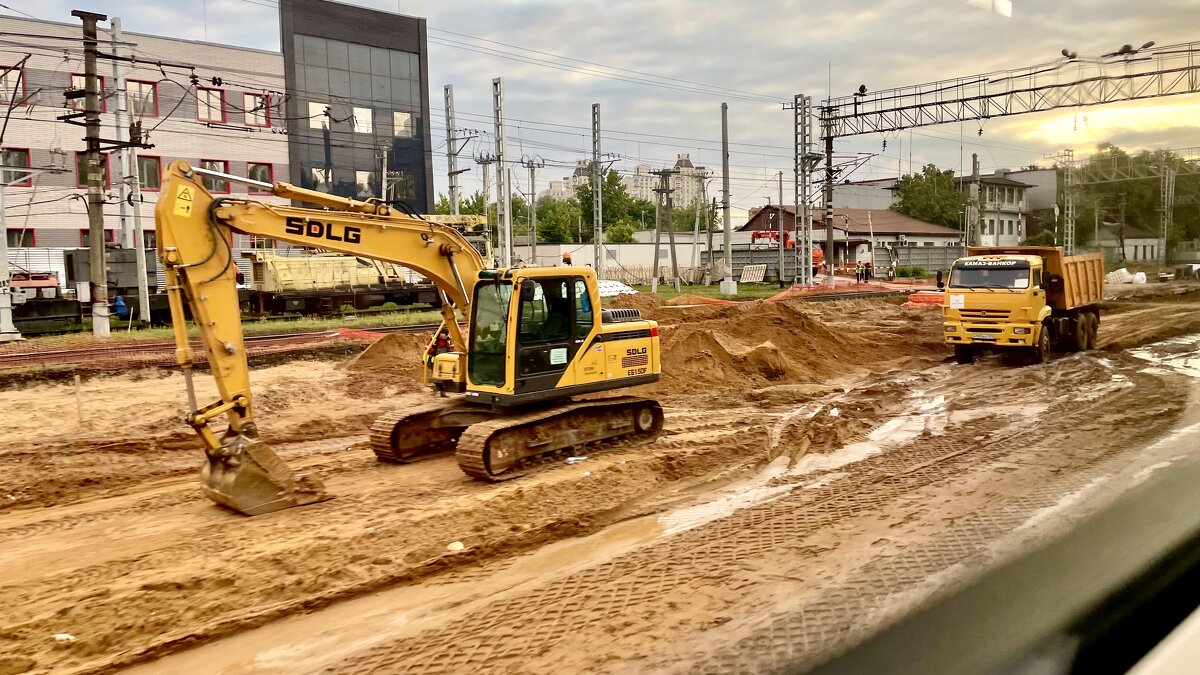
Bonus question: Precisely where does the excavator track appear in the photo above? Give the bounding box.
[370,399,473,463]
[455,396,664,481]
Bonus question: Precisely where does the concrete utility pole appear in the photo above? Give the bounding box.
[444,84,460,215]
[777,170,785,287]
[968,153,981,246]
[720,102,736,295]
[521,156,543,265]
[492,78,511,267]
[0,181,23,341]
[591,103,604,276]
[111,17,150,323]
[821,107,835,286]
[792,94,815,285]
[75,10,111,337]
[110,17,131,249]
[474,152,499,264]
[652,171,663,293]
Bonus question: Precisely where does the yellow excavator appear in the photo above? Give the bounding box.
[155,160,663,516]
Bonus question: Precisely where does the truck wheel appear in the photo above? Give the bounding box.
[954,345,975,365]
[1032,327,1052,364]
[1087,311,1100,347]
[1075,314,1094,353]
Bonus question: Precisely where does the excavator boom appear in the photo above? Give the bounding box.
[155,161,484,515]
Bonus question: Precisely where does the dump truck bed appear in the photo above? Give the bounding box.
[967,246,1104,310]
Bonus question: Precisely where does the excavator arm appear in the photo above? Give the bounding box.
[154,160,485,515]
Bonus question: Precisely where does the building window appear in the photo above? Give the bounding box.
[80,229,116,246]
[987,218,994,235]
[243,92,270,127]
[6,229,33,247]
[127,79,158,117]
[308,101,328,129]
[354,170,376,199]
[249,235,276,249]
[923,241,935,247]
[143,230,156,249]
[0,65,25,103]
[247,162,273,193]
[196,87,225,122]
[385,170,415,200]
[75,151,111,188]
[308,166,332,193]
[1008,220,1014,235]
[200,159,229,193]
[393,111,414,138]
[137,155,162,191]
[353,106,372,134]
[1,147,31,186]
[69,73,107,112]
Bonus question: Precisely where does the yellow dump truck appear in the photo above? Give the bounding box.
[941,246,1105,364]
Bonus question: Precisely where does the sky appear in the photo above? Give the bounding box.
[7,0,1200,217]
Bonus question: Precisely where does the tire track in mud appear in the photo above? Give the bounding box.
[0,402,776,674]
[324,360,1190,674]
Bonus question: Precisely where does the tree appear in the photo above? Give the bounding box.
[1070,142,1200,250]
[575,167,634,242]
[536,196,581,243]
[433,190,486,215]
[1021,229,1058,246]
[605,221,636,243]
[891,164,965,230]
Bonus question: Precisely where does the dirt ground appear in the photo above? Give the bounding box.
[1,290,1199,674]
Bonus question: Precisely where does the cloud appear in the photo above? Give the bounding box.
[12,0,1200,212]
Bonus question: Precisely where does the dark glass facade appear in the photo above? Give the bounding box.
[279,0,433,212]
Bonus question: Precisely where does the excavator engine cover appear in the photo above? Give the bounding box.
[200,433,330,516]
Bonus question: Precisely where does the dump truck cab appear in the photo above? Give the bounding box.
[943,246,1103,365]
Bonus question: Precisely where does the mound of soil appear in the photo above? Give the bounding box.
[656,300,942,391]
[343,332,431,396]
[605,292,663,315]
[667,293,737,306]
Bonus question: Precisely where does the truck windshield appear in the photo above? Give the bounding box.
[468,281,512,386]
[950,261,1031,289]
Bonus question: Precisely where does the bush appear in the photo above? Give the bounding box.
[338,303,357,314]
[380,302,400,311]
[894,265,929,279]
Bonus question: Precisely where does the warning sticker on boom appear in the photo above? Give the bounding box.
[173,185,194,217]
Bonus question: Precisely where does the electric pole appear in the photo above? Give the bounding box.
[475,152,496,266]
[444,84,460,215]
[521,156,543,265]
[109,17,151,324]
[492,78,511,267]
[652,169,678,292]
[821,106,835,286]
[75,10,111,336]
[778,170,785,287]
[720,102,735,295]
[591,103,604,276]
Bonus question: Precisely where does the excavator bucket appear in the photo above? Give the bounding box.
[199,434,330,516]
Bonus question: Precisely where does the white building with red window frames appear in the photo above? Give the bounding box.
[0,14,288,267]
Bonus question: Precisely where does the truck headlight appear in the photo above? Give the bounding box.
[1013,327,1029,335]
[944,325,956,332]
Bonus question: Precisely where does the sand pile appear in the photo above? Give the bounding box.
[343,332,432,395]
[667,293,736,306]
[656,300,940,390]
[605,292,664,315]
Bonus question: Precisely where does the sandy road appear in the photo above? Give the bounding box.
[134,343,1197,675]
[1,294,1198,674]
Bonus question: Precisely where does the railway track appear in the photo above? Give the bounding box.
[0,323,440,370]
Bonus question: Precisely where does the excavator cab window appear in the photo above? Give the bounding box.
[468,280,512,386]
[575,279,593,340]
[516,278,575,380]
